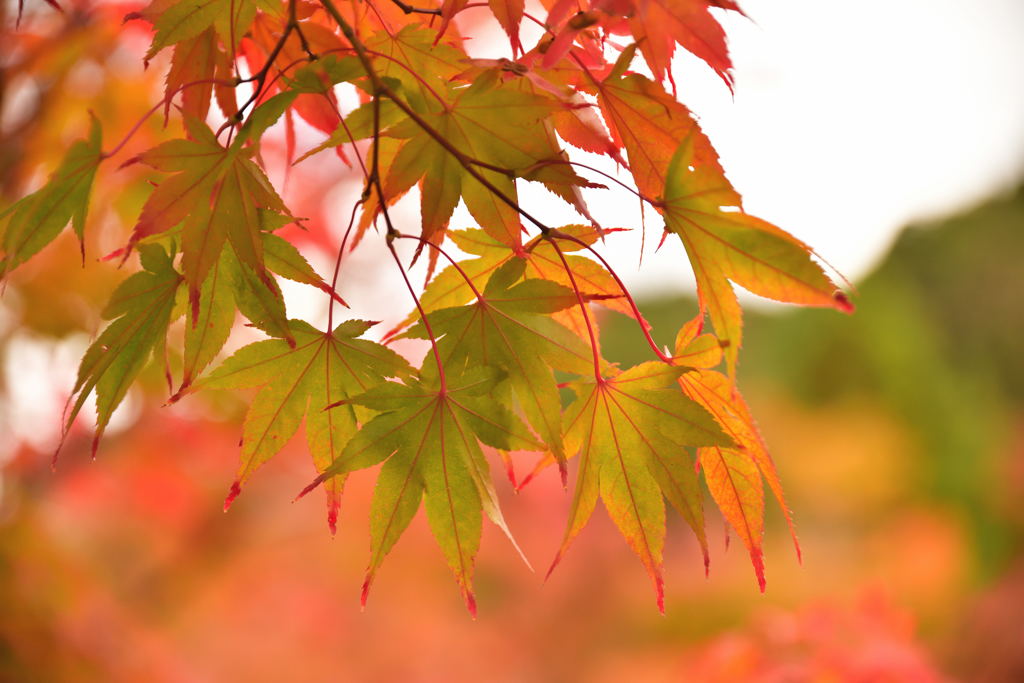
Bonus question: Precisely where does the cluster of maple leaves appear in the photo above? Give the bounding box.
[0,0,851,612]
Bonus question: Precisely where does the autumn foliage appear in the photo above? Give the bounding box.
[0,0,852,612]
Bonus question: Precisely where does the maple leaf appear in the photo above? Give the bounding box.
[188,319,412,531]
[59,245,182,458]
[597,68,734,203]
[623,0,740,90]
[127,118,293,324]
[0,116,102,277]
[598,70,850,371]
[488,0,526,54]
[700,445,765,585]
[299,366,542,613]
[683,344,793,574]
[182,247,235,391]
[164,27,236,122]
[245,12,351,139]
[551,361,732,611]
[662,124,852,372]
[405,259,595,481]
[366,24,468,96]
[668,322,799,589]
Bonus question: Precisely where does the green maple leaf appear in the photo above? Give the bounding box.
[552,361,731,611]
[405,260,594,481]
[300,367,542,614]
[60,245,182,458]
[190,319,412,531]
[0,116,102,277]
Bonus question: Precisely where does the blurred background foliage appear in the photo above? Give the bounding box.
[2,2,1023,681]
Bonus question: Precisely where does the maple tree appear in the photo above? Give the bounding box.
[1,0,852,613]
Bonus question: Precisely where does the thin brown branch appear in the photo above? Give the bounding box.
[389,0,443,16]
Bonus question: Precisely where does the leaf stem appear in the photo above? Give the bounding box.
[544,236,603,382]
[224,1,319,137]
[387,240,448,393]
[327,198,364,331]
[365,83,448,390]
[548,229,673,364]
[394,232,484,301]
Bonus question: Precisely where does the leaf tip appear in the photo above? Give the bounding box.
[503,457,518,489]
[360,574,373,610]
[117,155,142,170]
[464,590,478,619]
[544,551,564,582]
[833,290,854,314]
[515,470,536,492]
[168,379,193,405]
[224,480,242,512]
[751,547,766,593]
[318,282,349,308]
[655,574,665,615]
[295,473,327,501]
[327,499,340,537]
[100,246,130,263]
